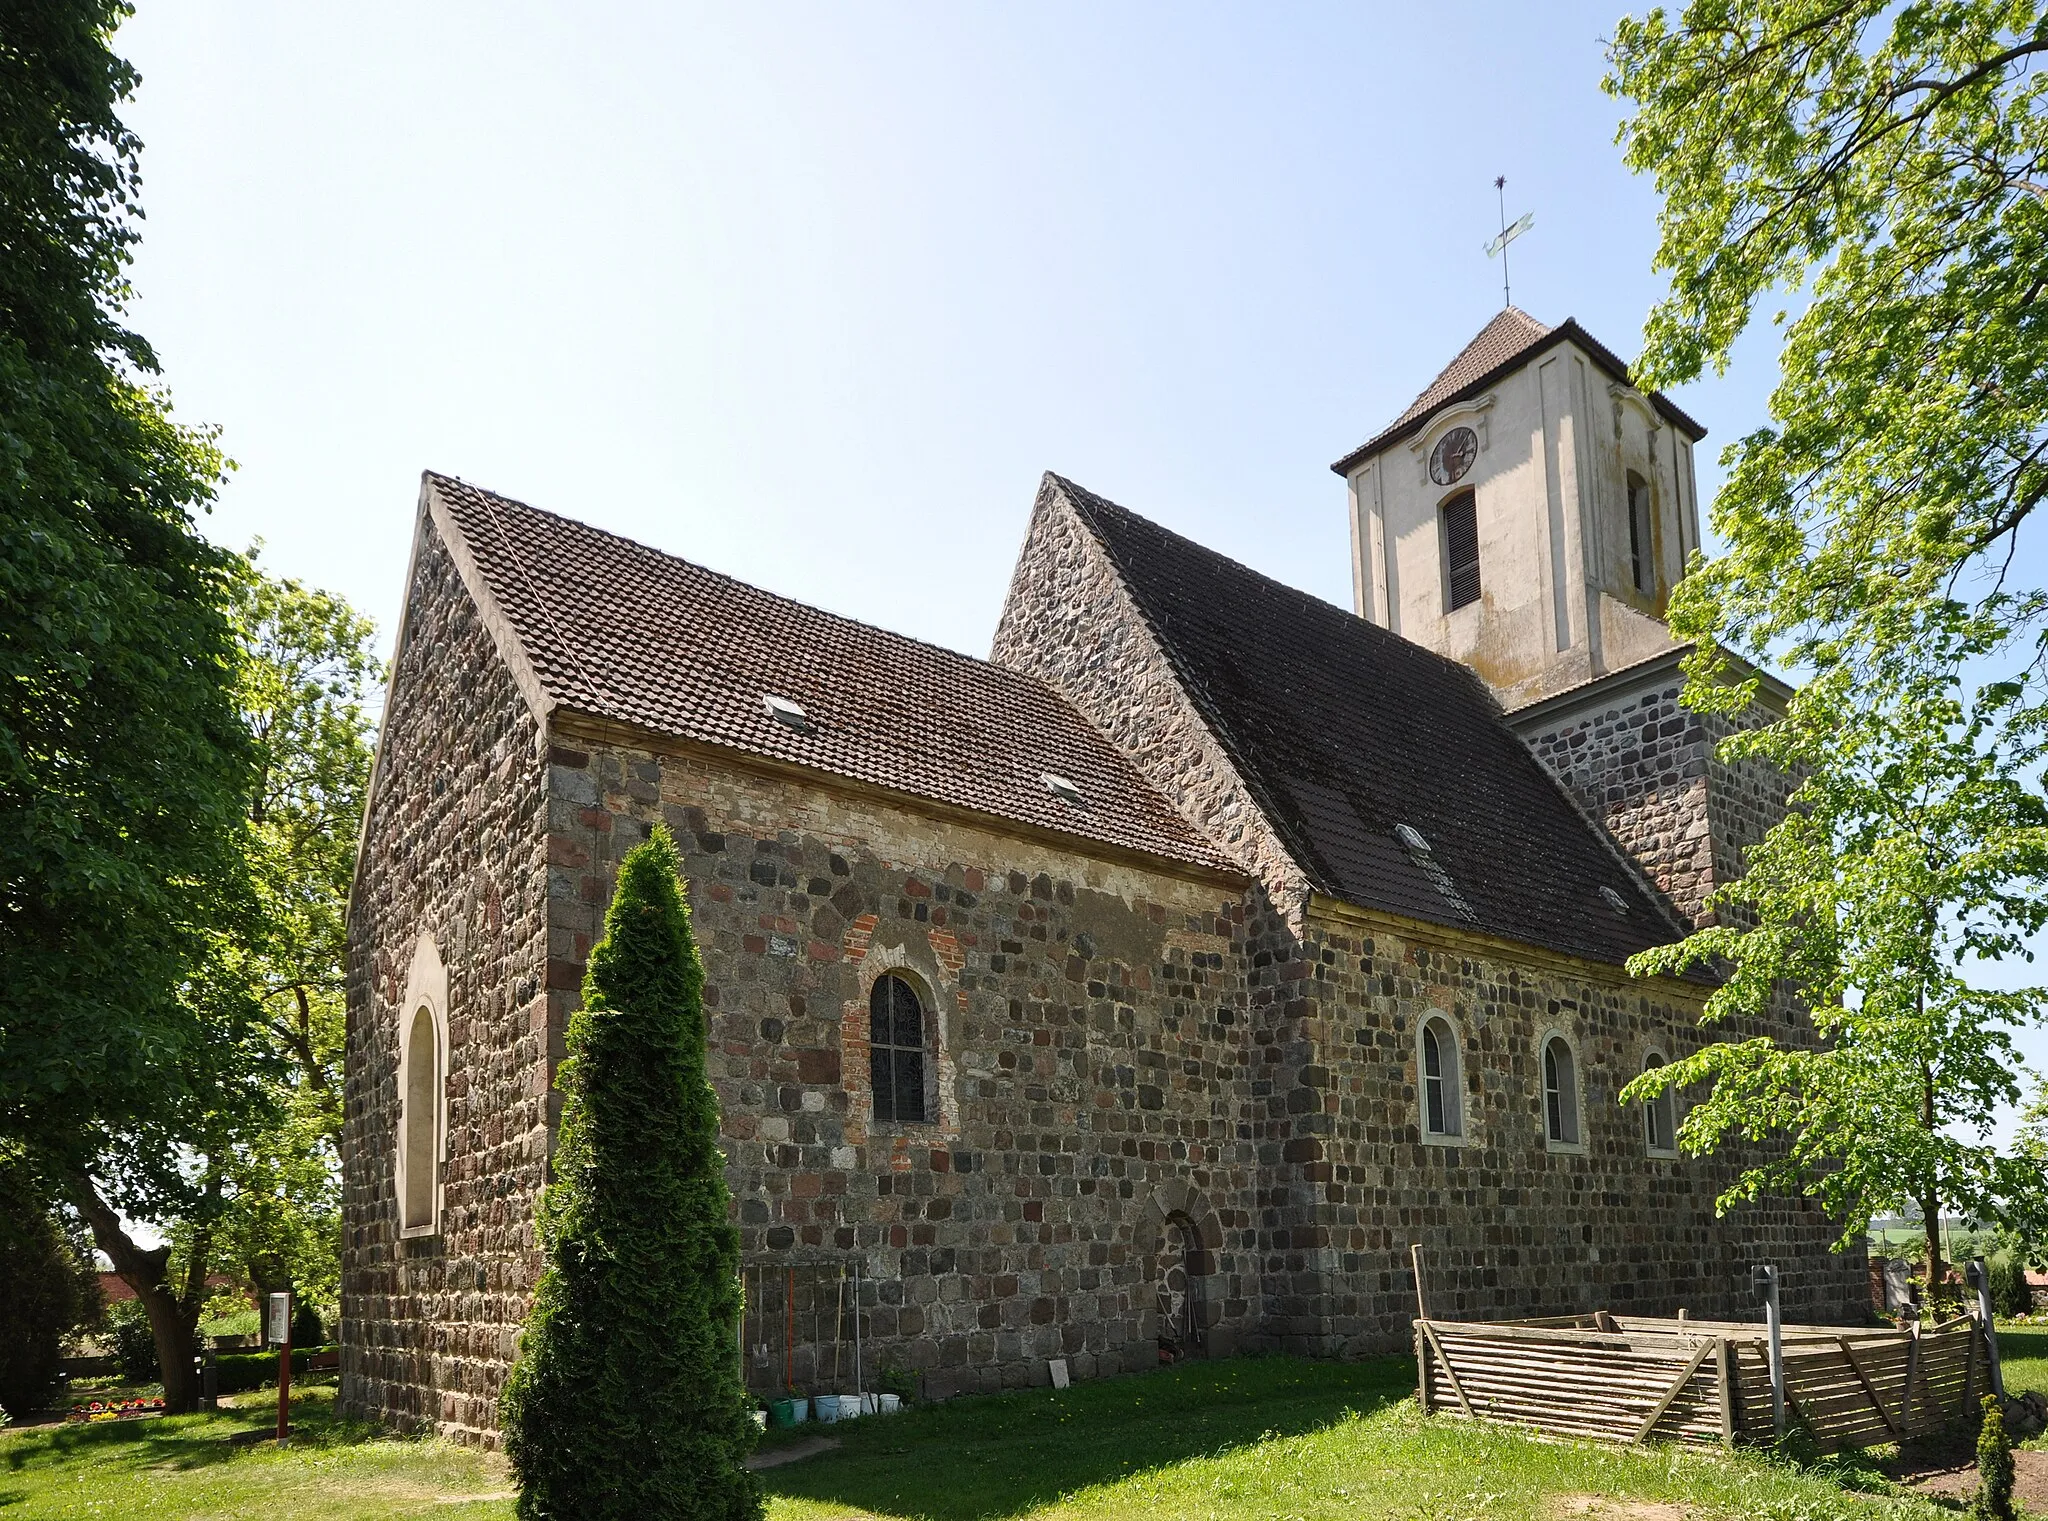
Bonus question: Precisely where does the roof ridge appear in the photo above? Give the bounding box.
[427,470,1061,694]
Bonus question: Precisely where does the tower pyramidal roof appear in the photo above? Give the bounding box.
[1330,308,1705,476]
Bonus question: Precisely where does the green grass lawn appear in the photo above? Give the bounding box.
[0,1386,513,1520]
[2001,1325,2048,1395]
[0,1355,1966,1521]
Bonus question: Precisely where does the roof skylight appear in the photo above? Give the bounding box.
[762,693,811,732]
[1040,772,1086,807]
[1600,885,1631,917]
[1395,823,1432,855]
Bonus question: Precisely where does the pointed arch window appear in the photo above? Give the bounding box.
[868,973,930,1124]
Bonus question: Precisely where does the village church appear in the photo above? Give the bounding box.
[340,308,1866,1444]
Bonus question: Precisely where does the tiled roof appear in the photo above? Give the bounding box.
[1330,308,1706,475]
[1050,475,1688,966]
[426,474,1235,876]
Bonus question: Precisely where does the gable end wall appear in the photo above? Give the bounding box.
[991,481,1309,914]
[340,513,551,1446]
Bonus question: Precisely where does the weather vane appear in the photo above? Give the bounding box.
[1485,175,1534,309]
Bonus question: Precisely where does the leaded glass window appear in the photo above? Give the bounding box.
[868,973,929,1124]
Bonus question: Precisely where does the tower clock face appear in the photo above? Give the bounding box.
[1429,425,1478,486]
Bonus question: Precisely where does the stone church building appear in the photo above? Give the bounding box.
[341,309,1865,1442]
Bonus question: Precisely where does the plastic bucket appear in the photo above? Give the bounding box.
[878,1393,901,1414]
[814,1395,841,1424]
[770,1397,809,1427]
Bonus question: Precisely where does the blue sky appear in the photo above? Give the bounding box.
[113,3,2039,1141]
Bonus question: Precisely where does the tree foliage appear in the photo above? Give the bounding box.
[199,565,377,1320]
[1,0,260,1414]
[0,1156,98,1420]
[501,826,760,1521]
[1610,0,2048,1285]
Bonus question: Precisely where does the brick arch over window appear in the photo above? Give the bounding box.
[395,931,448,1238]
[1134,1179,1225,1351]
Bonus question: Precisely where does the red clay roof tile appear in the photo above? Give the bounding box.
[427,474,1235,876]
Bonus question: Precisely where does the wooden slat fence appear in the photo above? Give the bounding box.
[1416,1313,1986,1451]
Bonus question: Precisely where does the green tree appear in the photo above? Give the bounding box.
[1,0,258,1413]
[203,565,377,1318]
[64,566,378,1397]
[501,827,759,1521]
[1610,1,2048,1293]
[0,1156,98,1420]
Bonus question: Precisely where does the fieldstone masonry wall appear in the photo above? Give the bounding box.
[1516,667,1783,929]
[341,517,552,1445]
[1260,909,1864,1340]
[343,507,1862,1449]
[544,727,1264,1397]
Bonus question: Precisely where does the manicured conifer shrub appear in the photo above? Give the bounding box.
[501,826,759,1521]
[1976,1393,2015,1521]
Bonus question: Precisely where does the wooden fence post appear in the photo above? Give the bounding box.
[1717,1338,1735,1449]
[1968,1258,2006,1401]
[1752,1264,1785,1442]
[1415,1321,1432,1411]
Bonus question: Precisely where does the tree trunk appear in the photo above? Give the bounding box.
[1919,1189,1945,1310]
[68,1174,202,1413]
[1920,1061,1944,1307]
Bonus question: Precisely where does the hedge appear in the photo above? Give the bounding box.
[212,1346,332,1395]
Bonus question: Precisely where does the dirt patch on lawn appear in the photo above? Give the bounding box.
[1547,1496,1695,1520]
[1884,1435,2048,1513]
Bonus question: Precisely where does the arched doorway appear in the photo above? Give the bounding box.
[1153,1212,1204,1362]
[1137,1179,1222,1364]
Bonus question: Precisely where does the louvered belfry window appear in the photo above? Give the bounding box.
[868,973,929,1123]
[1442,490,1481,611]
[1627,471,1654,594]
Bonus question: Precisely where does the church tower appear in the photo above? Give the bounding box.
[1333,309,1785,928]
[1332,307,1706,710]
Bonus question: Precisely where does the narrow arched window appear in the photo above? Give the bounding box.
[1420,1015,1462,1139]
[1626,471,1654,594]
[869,974,929,1123]
[1543,1036,1580,1147]
[1442,491,1481,611]
[1643,1053,1677,1155]
[402,1004,440,1232]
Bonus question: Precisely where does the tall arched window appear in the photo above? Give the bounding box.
[1542,1035,1580,1147]
[396,932,447,1238]
[1441,491,1481,611]
[868,973,929,1124]
[1420,1014,1462,1140]
[403,1006,440,1230]
[1643,1052,1678,1156]
[1626,471,1654,594]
